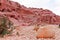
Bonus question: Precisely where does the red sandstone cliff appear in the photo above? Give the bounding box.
[0,0,60,26]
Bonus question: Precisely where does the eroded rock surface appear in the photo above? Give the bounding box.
[0,0,60,40]
[0,0,60,26]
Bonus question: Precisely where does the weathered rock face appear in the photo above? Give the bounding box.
[0,0,60,26]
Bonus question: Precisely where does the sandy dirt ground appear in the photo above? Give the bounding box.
[0,25,60,40]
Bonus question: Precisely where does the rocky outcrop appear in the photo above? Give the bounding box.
[0,0,60,26]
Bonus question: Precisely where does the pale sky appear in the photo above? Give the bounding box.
[12,0,60,16]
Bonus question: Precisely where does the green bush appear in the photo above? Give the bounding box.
[0,15,14,37]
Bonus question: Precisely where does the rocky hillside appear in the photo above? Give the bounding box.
[0,0,60,26]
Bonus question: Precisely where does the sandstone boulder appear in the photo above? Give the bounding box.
[36,26,55,38]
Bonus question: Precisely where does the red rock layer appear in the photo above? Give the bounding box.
[0,0,60,26]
